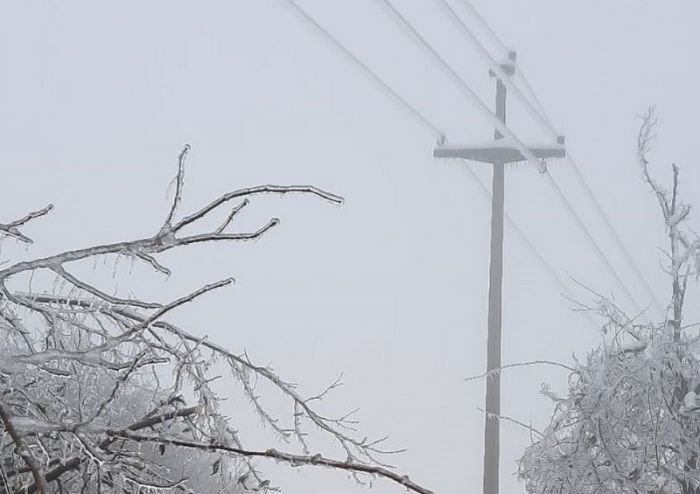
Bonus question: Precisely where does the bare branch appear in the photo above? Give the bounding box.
[24,407,201,493]
[519,111,700,494]
[162,144,190,229]
[215,199,249,234]
[103,432,436,494]
[0,146,422,494]
[52,265,162,309]
[476,407,543,438]
[465,360,578,383]
[0,205,53,244]
[0,399,48,493]
[172,184,343,233]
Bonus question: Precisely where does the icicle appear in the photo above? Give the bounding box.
[52,272,61,295]
[112,254,121,279]
[27,269,35,296]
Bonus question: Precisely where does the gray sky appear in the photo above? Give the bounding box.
[2,1,699,493]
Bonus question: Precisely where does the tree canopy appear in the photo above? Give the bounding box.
[518,109,700,494]
[0,147,433,494]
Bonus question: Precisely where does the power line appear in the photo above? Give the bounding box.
[455,0,509,55]
[513,68,556,132]
[435,0,660,317]
[565,152,665,316]
[543,171,649,317]
[433,0,558,138]
[461,0,664,315]
[280,0,655,320]
[281,0,608,327]
[458,0,557,134]
[458,161,601,330]
[454,0,664,315]
[375,0,546,172]
[500,40,664,315]
[279,0,445,141]
[515,68,665,314]
[376,0,648,317]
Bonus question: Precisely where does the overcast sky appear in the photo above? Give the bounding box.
[2,1,699,493]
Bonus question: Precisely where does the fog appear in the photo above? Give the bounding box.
[1,1,699,492]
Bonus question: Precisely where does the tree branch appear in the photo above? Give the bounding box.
[0,205,53,244]
[104,432,436,494]
[0,399,48,493]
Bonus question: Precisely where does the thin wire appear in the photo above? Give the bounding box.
[376,0,647,317]
[510,55,663,314]
[460,0,665,315]
[280,0,445,141]
[440,0,662,317]
[456,0,509,55]
[514,69,556,132]
[566,152,665,316]
[376,0,547,172]
[544,172,648,318]
[280,0,653,320]
[458,0,557,129]
[434,0,558,138]
[465,0,665,315]
[459,161,600,330]
[281,0,619,327]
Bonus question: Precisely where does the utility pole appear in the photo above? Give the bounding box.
[434,51,565,494]
[483,61,508,494]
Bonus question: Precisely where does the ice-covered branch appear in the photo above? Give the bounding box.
[103,432,436,494]
[519,113,700,494]
[0,205,53,245]
[465,360,578,383]
[0,399,48,493]
[0,147,426,494]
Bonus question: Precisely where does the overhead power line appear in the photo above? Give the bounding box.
[449,0,664,316]
[452,0,664,315]
[280,0,612,327]
[376,0,648,318]
[543,172,648,317]
[280,0,445,141]
[376,0,545,171]
[565,152,665,316]
[458,0,561,130]
[513,69,556,133]
[458,161,600,330]
[456,0,509,55]
[279,0,656,320]
[434,0,662,318]
[433,0,558,138]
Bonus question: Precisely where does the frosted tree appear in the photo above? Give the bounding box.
[517,108,700,494]
[0,146,434,494]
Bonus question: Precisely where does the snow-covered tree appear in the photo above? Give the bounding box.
[0,146,434,494]
[518,108,700,494]
[0,355,243,493]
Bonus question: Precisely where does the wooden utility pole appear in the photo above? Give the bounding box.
[434,51,565,494]
[483,63,508,494]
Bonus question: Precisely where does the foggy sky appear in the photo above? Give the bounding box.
[1,1,699,493]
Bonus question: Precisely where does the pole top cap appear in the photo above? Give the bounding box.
[490,50,517,78]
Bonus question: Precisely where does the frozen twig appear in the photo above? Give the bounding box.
[465,360,578,383]
[103,432,436,494]
[162,144,190,229]
[0,399,48,493]
[0,205,53,244]
[0,147,424,494]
